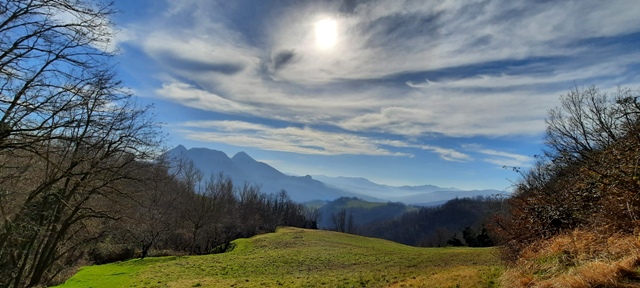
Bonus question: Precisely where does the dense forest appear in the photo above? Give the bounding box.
[319,196,499,247]
[359,197,499,247]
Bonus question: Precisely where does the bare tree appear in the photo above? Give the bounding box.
[545,86,638,163]
[124,160,183,259]
[0,1,160,286]
[331,208,347,233]
[304,206,320,229]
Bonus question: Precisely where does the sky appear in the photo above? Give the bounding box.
[108,0,640,190]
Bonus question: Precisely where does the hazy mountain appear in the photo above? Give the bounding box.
[388,189,507,206]
[313,175,506,205]
[165,146,378,203]
[166,145,507,204]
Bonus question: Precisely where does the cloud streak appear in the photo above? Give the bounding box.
[176,120,472,161]
[463,144,534,168]
[118,0,640,157]
[178,120,410,156]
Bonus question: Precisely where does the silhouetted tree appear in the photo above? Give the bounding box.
[475,225,494,247]
[462,227,479,247]
[447,233,465,247]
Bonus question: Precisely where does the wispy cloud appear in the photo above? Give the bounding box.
[464,144,533,168]
[406,58,639,90]
[176,120,472,161]
[178,120,411,156]
[119,0,640,152]
[375,139,471,162]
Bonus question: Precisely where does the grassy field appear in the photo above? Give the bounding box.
[56,227,503,287]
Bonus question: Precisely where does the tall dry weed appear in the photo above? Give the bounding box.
[500,230,640,287]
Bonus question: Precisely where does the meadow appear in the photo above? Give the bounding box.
[56,227,502,287]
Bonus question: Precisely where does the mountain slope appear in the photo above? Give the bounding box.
[165,146,375,202]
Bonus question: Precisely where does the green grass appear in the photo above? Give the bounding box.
[56,227,503,287]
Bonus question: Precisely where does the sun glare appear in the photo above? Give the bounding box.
[315,18,337,49]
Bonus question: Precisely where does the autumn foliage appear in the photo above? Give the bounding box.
[495,86,640,286]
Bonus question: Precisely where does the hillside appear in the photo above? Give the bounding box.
[57,227,502,287]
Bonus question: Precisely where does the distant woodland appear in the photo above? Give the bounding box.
[319,196,498,248]
[358,197,498,247]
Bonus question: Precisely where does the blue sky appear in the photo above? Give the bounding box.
[109,0,640,190]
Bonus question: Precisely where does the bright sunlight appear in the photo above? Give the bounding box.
[315,18,337,49]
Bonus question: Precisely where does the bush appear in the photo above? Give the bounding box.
[494,86,640,263]
[89,243,135,265]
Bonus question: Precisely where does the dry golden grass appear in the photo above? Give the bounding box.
[500,230,640,287]
[387,266,501,288]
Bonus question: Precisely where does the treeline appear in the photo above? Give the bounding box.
[2,149,316,287]
[356,197,501,247]
[93,160,316,263]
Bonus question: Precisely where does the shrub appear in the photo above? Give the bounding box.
[494,86,640,263]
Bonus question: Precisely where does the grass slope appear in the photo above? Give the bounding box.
[57,227,502,287]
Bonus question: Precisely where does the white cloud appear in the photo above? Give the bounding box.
[406,58,639,90]
[374,139,472,162]
[339,88,553,137]
[421,145,472,162]
[177,120,411,156]
[176,120,473,161]
[464,144,533,167]
[269,0,640,83]
[155,82,260,115]
[120,0,640,141]
[50,3,125,53]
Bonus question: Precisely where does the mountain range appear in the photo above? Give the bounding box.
[166,145,506,204]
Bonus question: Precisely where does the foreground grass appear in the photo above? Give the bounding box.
[57,227,502,287]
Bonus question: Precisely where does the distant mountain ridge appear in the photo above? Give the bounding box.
[166,145,507,204]
[312,175,506,205]
[166,145,376,203]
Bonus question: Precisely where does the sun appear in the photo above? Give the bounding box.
[315,18,337,50]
